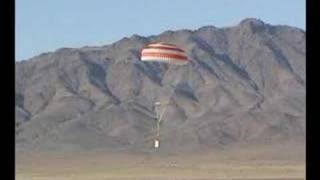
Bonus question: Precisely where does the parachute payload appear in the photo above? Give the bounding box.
[140,42,188,65]
[140,42,189,149]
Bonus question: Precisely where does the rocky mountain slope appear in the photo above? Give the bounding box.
[15,18,305,154]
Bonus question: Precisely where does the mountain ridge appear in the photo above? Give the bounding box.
[15,18,305,155]
[17,18,304,62]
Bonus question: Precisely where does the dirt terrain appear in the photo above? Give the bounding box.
[16,144,305,180]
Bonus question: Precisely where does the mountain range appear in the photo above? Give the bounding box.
[15,18,305,157]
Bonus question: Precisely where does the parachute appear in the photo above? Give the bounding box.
[141,42,188,65]
[140,42,189,149]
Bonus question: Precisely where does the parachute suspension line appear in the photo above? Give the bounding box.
[156,119,160,137]
[153,66,180,149]
[155,103,162,138]
[158,105,167,123]
[141,42,189,149]
[154,65,190,149]
[154,101,161,149]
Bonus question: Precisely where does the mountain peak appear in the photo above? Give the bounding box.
[238,18,267,33]
[130,34,146,40]
[197,25,218,32]
[240,18,265,26]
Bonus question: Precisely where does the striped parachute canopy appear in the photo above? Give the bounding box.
[140,42,188,65]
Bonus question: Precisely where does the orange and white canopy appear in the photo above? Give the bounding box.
[140,42,188,65]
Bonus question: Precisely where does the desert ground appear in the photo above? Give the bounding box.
[16,145,305,180]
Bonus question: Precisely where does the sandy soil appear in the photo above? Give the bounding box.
[16,148,305,180]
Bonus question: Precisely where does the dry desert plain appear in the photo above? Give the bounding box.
[16,144,305,180]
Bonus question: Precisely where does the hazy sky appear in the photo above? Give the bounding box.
[16,0,305,61]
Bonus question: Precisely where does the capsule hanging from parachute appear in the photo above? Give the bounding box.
[140,42,189,149]
[141,42,188,65]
